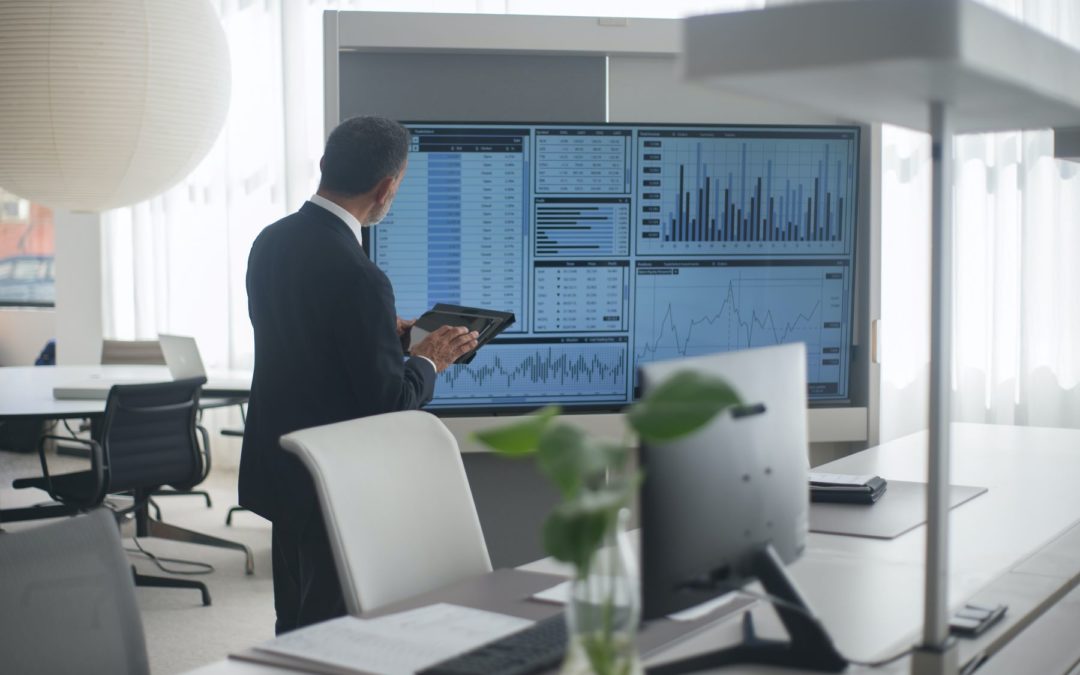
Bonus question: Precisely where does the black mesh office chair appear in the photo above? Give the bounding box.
[99,338,251,526]
[98,338,215,514]
[12,378,252,605]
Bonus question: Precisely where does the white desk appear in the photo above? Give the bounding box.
[683,1,1080,662]
[0,365,253,420]
[182,423,1080,674]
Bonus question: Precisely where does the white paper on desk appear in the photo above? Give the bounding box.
[255,604,532,675]
[809,471,875,486]
[533,581,740,622]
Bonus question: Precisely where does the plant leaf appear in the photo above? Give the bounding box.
[542,508,600,571]
[472,405,560,456]
[536,423,608,498]
[542,492,623,571]
[628,371,743,443]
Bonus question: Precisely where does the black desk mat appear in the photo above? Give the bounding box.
[810,480,988,539]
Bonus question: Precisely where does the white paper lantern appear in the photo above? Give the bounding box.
[0,0,231,212]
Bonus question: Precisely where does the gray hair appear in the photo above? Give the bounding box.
[319,116,411,196]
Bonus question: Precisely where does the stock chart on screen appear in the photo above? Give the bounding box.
[369,123,858,411]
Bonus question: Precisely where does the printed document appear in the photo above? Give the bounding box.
[255,603,532,675]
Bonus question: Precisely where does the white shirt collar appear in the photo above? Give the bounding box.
[309,193,364,243]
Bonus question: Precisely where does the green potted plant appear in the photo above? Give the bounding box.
[475,371,743,675]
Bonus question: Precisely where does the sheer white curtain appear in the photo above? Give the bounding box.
[101,0,763,371]
[102,0,287,370]
[104,0,1080,438]
[880,0,1080,440]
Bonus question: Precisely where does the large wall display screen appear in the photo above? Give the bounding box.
[369,123,859,411]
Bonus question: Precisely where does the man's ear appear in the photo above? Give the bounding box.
[373,175,396,205]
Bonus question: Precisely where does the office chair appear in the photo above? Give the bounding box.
[98,338,214,514]
[12,378,253,605]
[100,338,167,365]
[281,410,492,614]
[0,508,150,675]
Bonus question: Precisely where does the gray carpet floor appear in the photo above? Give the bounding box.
[1,447,276,674]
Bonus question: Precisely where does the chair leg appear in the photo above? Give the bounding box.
[149,498,162,521]
[132,568,211,606]
[152,489,213,508]
[146,518,255,576]
[225,506,248,526]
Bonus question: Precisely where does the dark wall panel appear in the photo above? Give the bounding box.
[339,52,606,123]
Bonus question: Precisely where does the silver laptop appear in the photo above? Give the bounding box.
[159,334,207,380]
[52,335,206,400]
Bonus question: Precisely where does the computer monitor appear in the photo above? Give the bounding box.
[367,122,860,414]
[638,343,846,673]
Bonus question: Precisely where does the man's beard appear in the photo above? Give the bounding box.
[363,198,393,226]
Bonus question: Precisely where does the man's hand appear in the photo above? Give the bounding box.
[395,317,415,337]
[411,325,479,372]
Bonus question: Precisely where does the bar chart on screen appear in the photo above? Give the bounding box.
[533,197,630,257]
[635,129,857,257]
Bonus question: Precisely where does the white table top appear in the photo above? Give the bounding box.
[682,0,1080,133]
[183,422,1080,674]
[0,365,252,419]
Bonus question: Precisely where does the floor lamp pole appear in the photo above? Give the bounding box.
[912,101,959,675]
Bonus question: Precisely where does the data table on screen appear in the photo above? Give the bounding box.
[636,130,857,256]
[633,259,850,398]
[429,337,630,407]
[533,261,628,333]
[535,129,631,194]
[375,128,529,324]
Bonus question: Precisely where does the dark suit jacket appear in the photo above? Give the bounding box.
[240,201,436,525]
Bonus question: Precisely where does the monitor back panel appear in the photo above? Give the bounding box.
[637,343,810,618]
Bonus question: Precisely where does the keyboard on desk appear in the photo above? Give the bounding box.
[419,613,567,675]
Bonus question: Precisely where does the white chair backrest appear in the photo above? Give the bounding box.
[0,508,149,674]
[281,410,492,614]
[100,339,166,366]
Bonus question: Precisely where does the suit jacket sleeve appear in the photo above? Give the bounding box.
[333,260,436,414]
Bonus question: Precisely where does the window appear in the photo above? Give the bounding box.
[0,188,55,307]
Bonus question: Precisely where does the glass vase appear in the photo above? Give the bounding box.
[562,508,643,675]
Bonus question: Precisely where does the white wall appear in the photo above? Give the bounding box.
[608,55,839,125]
[53,210,104,365]
[0,308,55,366]
[0,211,104,368]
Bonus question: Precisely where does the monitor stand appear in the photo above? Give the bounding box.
[647,545,848,674]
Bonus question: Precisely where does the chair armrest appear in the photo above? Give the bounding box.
[196,424,212,481]
[35,435,105,506]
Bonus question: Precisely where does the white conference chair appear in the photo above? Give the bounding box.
[280,410,493,614]
[0,508,150,675]
[99,339,167,366]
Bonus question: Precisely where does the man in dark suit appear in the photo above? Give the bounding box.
[241,116,478,634]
